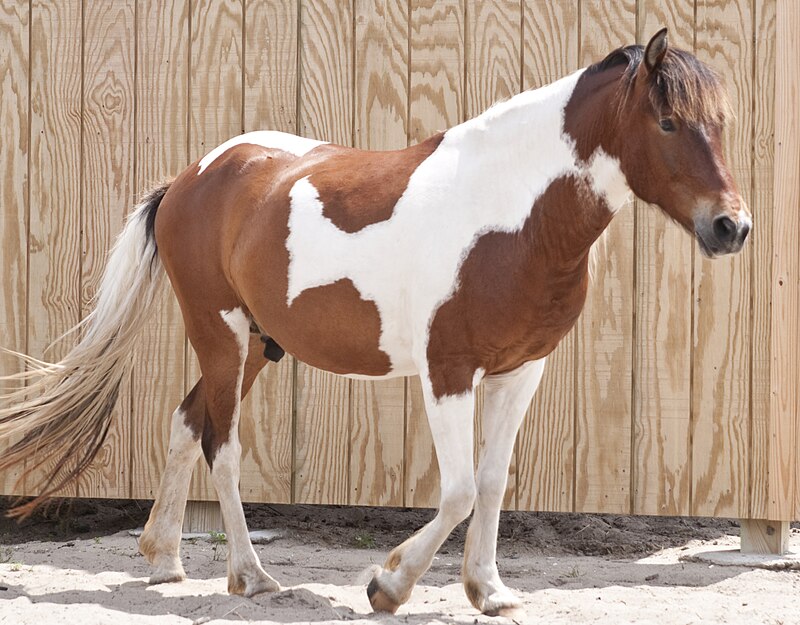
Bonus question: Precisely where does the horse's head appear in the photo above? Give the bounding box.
[594,29,751,258]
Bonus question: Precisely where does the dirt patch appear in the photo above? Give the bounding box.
[0,497,152,544]
[244,503,740,557]
[1,497,739,558]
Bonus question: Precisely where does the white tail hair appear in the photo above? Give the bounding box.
[0,182,170,517]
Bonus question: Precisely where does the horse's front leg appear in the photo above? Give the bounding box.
[462,359,546,616]
[367,384,476,613]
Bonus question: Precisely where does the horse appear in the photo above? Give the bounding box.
[0,28,750,616]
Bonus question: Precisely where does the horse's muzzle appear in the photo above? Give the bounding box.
[695,211,752,258]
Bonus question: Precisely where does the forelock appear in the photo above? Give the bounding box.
[589,44,732,127]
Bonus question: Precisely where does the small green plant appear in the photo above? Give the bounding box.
[208,530,227,561]
[10,561,22,572]
[353,533,376,549]
[208,530,227,545]
[93,536,102,545]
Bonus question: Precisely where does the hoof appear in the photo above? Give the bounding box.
[149,570,186,585]
[480,592,523,618]
[367,577,401,614]
[484,604,524,619]
[148,556,186,585]
[228,569,281,597]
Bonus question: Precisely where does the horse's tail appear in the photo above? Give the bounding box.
[0,181,171,518]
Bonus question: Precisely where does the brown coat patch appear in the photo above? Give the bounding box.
[426,176,613,398]
[310,133,444,232]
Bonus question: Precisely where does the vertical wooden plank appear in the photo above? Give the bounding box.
[0,0,29,496]
[631,0,694,517]
[750,0,776,520]
[76,0,135,500]
[239,0,297,504]
[188,0,244,501]
[353,0,408,150]
[26,0,83,495]
[691,0,753,518]
[465,0,521,510]
[294,0,353,504]
[516,0,578,514]
[130,0,190,500]
[769,0,798,521]
[574,0,636,515]
[349,0,407,507]
[404,0,464,509]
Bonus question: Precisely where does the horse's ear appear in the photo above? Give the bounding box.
[644,28,668,73]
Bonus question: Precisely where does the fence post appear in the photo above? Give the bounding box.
[182,500,224,534]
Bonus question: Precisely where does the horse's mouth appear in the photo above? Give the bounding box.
[695,232,719,259]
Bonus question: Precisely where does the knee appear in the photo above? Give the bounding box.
[167,408,201,461]
[441,480,476,523]
[475,466,510,504]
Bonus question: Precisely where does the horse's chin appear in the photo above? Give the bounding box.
[695,233,719,260]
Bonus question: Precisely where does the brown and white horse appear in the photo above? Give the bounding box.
[0,29,750,616]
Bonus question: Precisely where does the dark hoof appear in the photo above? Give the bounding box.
[367,577,401,614]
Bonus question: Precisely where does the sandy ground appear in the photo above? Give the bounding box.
[1,501,799,625]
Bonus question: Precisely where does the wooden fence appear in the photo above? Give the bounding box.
[1,0,798,526]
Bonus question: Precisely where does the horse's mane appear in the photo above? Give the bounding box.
[589,44,732,127]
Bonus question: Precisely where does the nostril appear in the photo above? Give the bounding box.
[740,221,751,241]
[713,215,737,241]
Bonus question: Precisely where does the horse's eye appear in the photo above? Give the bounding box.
[659,118,676,132]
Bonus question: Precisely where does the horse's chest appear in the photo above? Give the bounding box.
[426,262,588,394]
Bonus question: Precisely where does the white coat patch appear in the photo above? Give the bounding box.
[197,131,326,175]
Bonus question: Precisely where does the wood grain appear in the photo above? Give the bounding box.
[130,0,190,500]
[631,0,694,517]
[0,0,29,495]
[405,0,465,509]
[294,0,353,504]
[77,0,135,500]
[239,0,298,504]
[244,0,298,132]
[749,0,776,520]
[293,361,350,504]
[516,0,578,514]
[768,0,798,522]
[26,0,83,496]
[408,0,464,141]
[466,0,521,510]
[188,0,244,501]
[573,0,636,515]
[691,0,753,518]
[297,0,353,142]
[405,376,439,507]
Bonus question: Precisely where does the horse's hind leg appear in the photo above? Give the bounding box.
[139,382,204,583]
[195,306,279,596]
[140,306,274,593]
[368,384,476,613]
[462,359,545,616]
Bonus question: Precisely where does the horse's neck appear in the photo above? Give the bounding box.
[447,67,630,271]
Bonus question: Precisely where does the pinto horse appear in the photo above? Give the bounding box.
[0,29,750,616]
